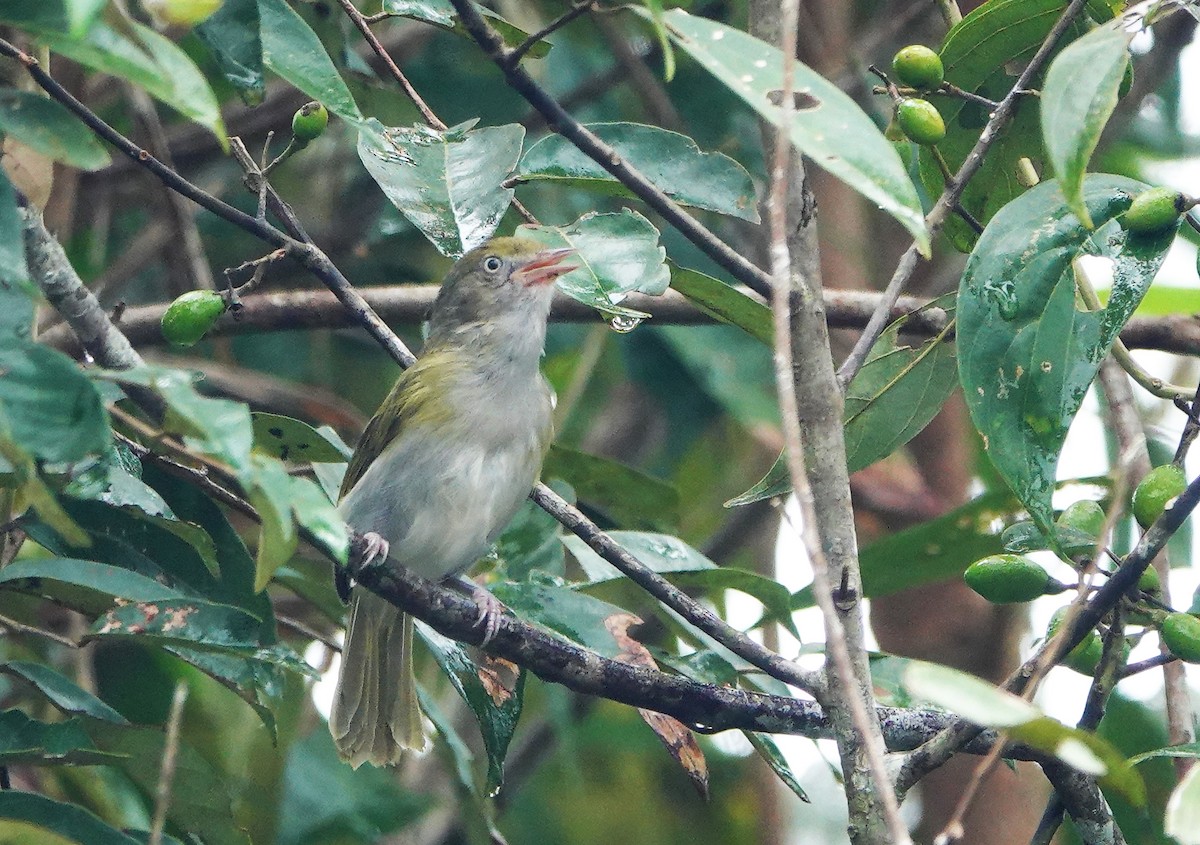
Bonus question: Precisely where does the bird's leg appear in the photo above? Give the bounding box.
[339,531,392,603]
[447,577,505,646]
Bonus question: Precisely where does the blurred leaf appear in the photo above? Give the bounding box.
[358,119,522,257]
[258,0,363,123]
[0,170,34,344]
[1125,283,1200,317]
[520,209,670,317]
[0,89,110,170]
[85,721,251,845]
[905,661,1144,804]
[0,557,186,611]
[39,20,225,145]
[494,579,629,658]
[0,661,128,723]
[163,644,303,734]
[918,0,1094,251]
[382,0,550,58]
[519,123,758,221]
[248,454,298,592]
[1041,23,1132,226]
[0,0,105,36]
[670,264,771,345]
[745,732,809,803]
[494,497,564,582]
[657,325,778,429]
[195,0,264,103]
[959,176,1172,529]
[0,791,141,844]
[276,729,425,845]
[0,342,109,464]
[1166,766,1200,845]
[0,431,90,546]
[651,8,929,252]
[844,299,957,474]
[792,487,1020,608]
[415,621,524,794]
[252,412,350,463]
[0,709,122,765]
[544,444,678,531]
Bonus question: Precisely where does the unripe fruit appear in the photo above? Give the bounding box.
[292,102,329,146]
[1056,500,1105,540]
[1123,187,1186,234]
[1048,608,1124,674]
[1131,464,1187,528]
[1160,612,1200,663]
[143,0,224,27]
[895,99,945,146]
[964,554,1053,603]
[1138,565,1161,594]
[892,45,944,90]
[161,290,226,347]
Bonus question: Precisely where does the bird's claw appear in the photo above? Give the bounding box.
[339,532,391,604]
[450,578,505,646]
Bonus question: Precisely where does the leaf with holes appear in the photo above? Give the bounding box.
[648,8,928,253]
[958,176,1173,530]
[359,119,523,257]
[519,123,759,221]
[1041,22,1133,227]
[252,412,350,462]
[519,210,669,317]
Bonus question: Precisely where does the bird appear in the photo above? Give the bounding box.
[329,237,575,768]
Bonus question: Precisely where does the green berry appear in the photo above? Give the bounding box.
[895,99,946,146]
[1048,608,1128,674]
[143,0,223,27]
[161,290,226,347]
[1056,500,1106,540]
[1138,565,1161,594]
[1131,464,1187,528]
[291,102,329,145]
[892,45,944,90]
[1123,187,1186,234]
[964,554,1053,604]
[1160,612,1200,663]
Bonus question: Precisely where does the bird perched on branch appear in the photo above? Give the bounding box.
[330,237,575,767]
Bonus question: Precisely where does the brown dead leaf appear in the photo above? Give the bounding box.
[477,656,520,706]
[605,612,710,799]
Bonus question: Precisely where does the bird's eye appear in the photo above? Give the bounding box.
[483,256,503,273]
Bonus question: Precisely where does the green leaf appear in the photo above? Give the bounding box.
[844,298,957,474]
[0,432,89,546]
[382,0,551,58]
[519,209,670,317]
[1166,766,1200,845]
[905,661,1144,804]
[722,453,788,508]
[0,791,141,845]
[658,324,778,429]
[84,721,251,845]
[564,530,796,635]
[958,176,1172,529]
[494,580,630,658]
[258,0,363,123]
[1041,23,1133,226]
[744,732,809,803]
[87,597,266,655]
[277,729,425,845]
[0,660,129,723]
[0,342,110,464]
[38,20,226,145]
[414,621,524,794]
[358,119,523,258]
[0,0,106,37]
[251,412,351,462]
[1129,742,1200,765]
[195,0,264,104]
[0,170,34,345]
[0,89,110,170]
[0,556,184,604]
[0,709,122,765]
[248,454,299,592]
[669,264,771,346]
[918,0,1094,251]
[494,498,564,582]
[650,8,928,253]
[518,123,759,222]
[543,444,678,531]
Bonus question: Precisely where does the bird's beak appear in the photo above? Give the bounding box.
[514,247,577,287]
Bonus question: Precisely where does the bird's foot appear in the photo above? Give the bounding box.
[449,577,505,646]
[338,532,391,603]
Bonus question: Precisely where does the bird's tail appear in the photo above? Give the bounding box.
[330,590,426,767]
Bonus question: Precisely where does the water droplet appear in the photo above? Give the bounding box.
[609,314,642,333]
[488,784,503,798]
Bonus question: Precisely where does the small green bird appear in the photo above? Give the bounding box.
[330,237,575,767]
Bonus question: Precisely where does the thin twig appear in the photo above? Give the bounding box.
[148,681,188,845]
[510,0,594,65]
[837,0,1091,387]
[0,612,81,648]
